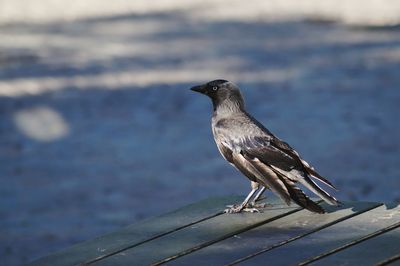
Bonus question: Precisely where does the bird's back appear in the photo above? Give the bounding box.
[212,111,271,142]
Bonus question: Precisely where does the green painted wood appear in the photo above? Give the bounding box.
[309,227,400,266]
[376,253,400,266]
[236,203,400,266]
[28,196,243,266]
[92,199,301,266]
[165,201,380,265]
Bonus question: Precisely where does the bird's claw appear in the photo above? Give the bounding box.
[224,205,262,213]
[224,204,243,213]
[242,207,261,213]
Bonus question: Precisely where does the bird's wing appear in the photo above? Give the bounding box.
[236,147,325,213]
[241,136,301,173]
[245,112,337,190]
[213,123,290,202]
[232,137,325,213]
[240,136,339,206]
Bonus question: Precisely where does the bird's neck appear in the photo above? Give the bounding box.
[213,99,244,117]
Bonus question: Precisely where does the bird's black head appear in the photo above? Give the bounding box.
[190,79,244,111]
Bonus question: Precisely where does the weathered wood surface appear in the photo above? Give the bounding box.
[168,201,380,266]
[308,227,400,266]
[237,203,400,266]
[29,196,243,266]
[28,196,400,266]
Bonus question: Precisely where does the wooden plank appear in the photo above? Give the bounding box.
[308,226,400,266]
[91,199,302,266]
[164,201,380,265]
[376,253,400,266]
[28,196,243,266]
[235,204,400,266]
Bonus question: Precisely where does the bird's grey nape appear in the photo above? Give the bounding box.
[214,82,245,113]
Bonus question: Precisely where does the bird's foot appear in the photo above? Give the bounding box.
[224,204,243,213]
[224,204,261,213]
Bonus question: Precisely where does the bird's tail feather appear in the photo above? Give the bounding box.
[284,181,325,214]
[243,153,332,213]
[255,160,326,213]
[299,158,338,190]
[306,167,338,190]
[269,164,339,207]
[267,167,326,213]
[298,176,340,206]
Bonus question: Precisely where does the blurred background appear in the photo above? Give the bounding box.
[1,0,400,265]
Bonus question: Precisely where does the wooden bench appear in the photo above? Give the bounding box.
[29,196,400,266]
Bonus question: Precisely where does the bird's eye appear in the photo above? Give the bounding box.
[212,86,218,91]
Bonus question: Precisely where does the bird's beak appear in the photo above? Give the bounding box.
[190,84,207,94]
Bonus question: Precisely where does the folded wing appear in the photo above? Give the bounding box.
[242,136,339,208]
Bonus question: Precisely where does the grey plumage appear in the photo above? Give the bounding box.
[191,79,339,214]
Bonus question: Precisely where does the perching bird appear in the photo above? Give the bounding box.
[191,79,339,214]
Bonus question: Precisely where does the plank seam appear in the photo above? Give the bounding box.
[298,221,400,265]
[226,203,383,266]
[375,253,400,266]
[151,206,305,266]
[84,212,223,265]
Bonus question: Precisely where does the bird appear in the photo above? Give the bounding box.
[190,79,339,214]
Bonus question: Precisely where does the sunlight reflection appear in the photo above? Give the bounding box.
[13,106,69,141]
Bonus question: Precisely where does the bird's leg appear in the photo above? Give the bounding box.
[254,186,266,202]
[246,186,269,208]
[224,187,259,213]
[225,181,264,213]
